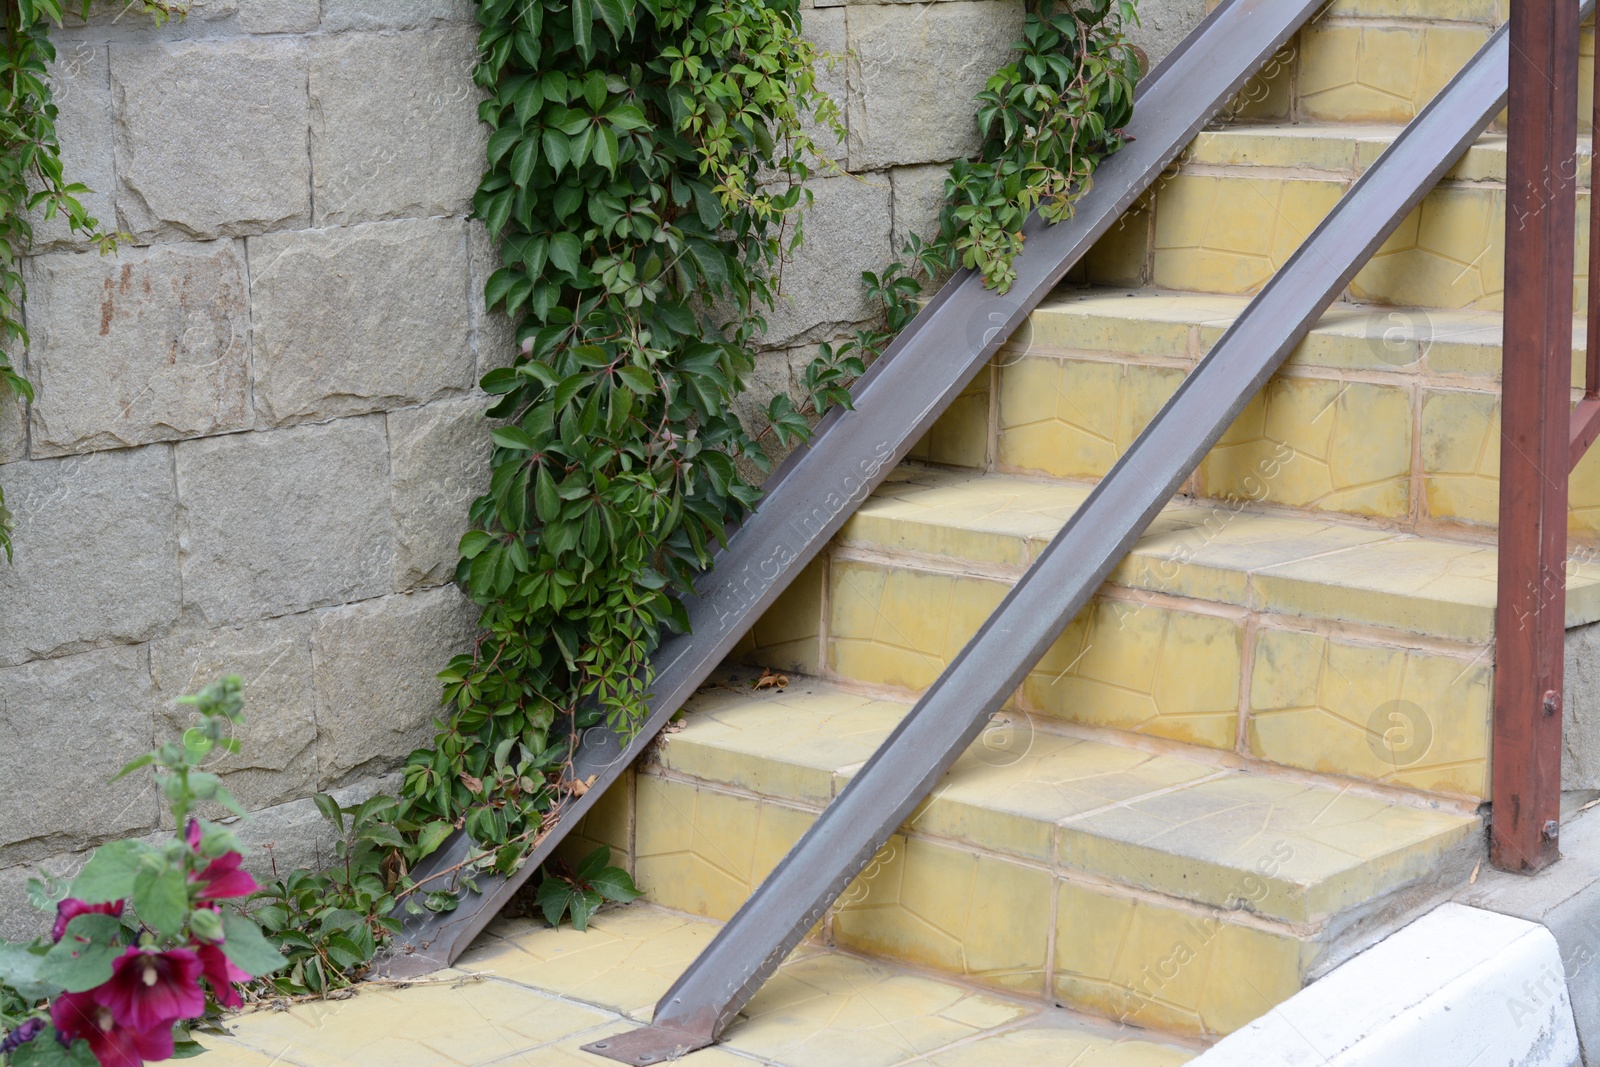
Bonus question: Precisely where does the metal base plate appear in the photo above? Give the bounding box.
[580,1023,713,1064]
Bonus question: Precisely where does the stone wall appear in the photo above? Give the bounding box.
[0,0,1199,935]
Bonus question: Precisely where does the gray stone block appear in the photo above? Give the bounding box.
[310,29,486,226]
[0,854,84,943]
[890,163,950,254]
[321,0,474,31]
[175,418,393,627]
[312,586,479,786]
[150,614,318,812]
[468,222,518,377]
[0,646,159,864]
[70,0,318,34]
[112,39,311,240]
[1567,623,1600,790]
[184,0,321,33]
[24,241,250,457]
[1127,0,1206,71]
[30,43,113,251]
[761,172,893,346]
[845,2,1024,171]
[802,7,849,169]
[224,773,401,884]
[0,446,179,667]
[389,397,491,591]
[0,388,23,465]
[249,218,476,425]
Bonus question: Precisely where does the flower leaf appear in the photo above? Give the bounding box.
[219,911,288,979]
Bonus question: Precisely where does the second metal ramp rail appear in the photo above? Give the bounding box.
[375,0,1327,978]
[585,13,1525,1066]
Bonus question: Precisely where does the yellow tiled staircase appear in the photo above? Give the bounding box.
[554,0,1600,1055]
[195,4,1600,1066]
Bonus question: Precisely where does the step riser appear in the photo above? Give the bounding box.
[588,766,1316,1038]
[1214,8,1590,129]
[1080,165,1593,314]
[910,285,1600,538]
[574,757,1477,1039]
[739,553,1493,801]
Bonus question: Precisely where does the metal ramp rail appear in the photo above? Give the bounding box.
[375,0,1329,979]
[585,12,1530,1065]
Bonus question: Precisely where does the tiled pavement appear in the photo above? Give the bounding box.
[198,905,1197,1067]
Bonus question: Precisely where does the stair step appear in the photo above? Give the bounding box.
[1079,124,1595,313]
[915,286,1600,537]
[618,677,1479,1037]
[739,467,1600,799]
[202,902,1201,1066]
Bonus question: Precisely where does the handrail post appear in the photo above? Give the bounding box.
[1493,0,1580,873]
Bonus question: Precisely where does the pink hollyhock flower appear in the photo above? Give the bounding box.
[195,943,249,1009]
[191,851,258,902]
[97,947,205,1033]
[52,898,125,943]
[51,990,174,1067]
[185,819,258,901]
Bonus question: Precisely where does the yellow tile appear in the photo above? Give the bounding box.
[998,359,1185,482]
[737,557,827,677]
[219,977,610,1067]
[458,907,722,1016]
[1220,38,1293,123]
[633,775,815,921]
[917,1024,1196,1067]
[1422,389,1600,539]
[1299,23,1489,124]
[833,835,1053,996]
[1024,599,1241,750]
[910,366,991,469]
[1246,628,1491,798]
[661,683,906,804]
[1023,289,1217,358]
[1152,175,1347,295]
[1354,185,1505,310]
[1052,881,1308,1037]
[552,768,633,875]
[1083,193,1156,287]
[1055,772,1481,924]
[192,1042,303,1067]
[828,559,1005,691]
[1202,377,1412,520]
[526,1021,751,1065]
[906,733,1216,862]
[722,953,1032,1067]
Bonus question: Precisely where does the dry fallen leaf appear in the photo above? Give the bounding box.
[1469,860,1482,885]
[754,668,789,691]
[567,773,599,797]
[459,772,484,793]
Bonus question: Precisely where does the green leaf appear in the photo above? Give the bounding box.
[588,866,642,904]
[132,862,189,938]
[40,914,122,993]
[0,941,60,1002]
[547,231,582,275]
[11,1028,98,1067]
[69,840,153,904]
[492,426,536,451]
[219,911,288,979]
[534,466,561,523]
[617,366,654,395]
[413,821,455,861]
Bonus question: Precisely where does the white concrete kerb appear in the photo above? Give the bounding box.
[1189,902,1582,1066]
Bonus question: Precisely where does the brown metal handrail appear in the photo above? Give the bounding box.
[1494,0,1593,873]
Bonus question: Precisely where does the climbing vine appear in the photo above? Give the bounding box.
[859,0,1143,373]
[0,0,183,560]
[401,0,1143,879]
[396,0,849,861]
